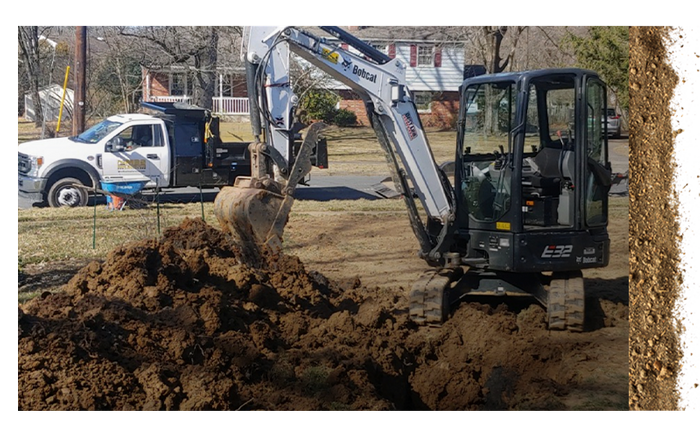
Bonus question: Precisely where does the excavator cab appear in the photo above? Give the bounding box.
[439,69,611,331]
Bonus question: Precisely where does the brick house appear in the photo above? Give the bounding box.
[141,27,474,128]
[142,65,249,114]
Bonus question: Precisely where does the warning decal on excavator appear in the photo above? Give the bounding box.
[402,113,418,140]
[496,222,511,231]
[322,48,339,64]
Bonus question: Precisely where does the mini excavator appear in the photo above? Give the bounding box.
[214,26,612,331]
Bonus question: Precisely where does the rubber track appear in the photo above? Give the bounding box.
[548,272,585,332]
[409,269,454,326]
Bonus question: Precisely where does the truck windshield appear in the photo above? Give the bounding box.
[71,119,122,143]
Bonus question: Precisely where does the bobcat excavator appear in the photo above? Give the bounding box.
[214,26,612,332]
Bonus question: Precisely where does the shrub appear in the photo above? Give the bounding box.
[333,108,357,127]
[300,90,339,124]
[299,90,357,127]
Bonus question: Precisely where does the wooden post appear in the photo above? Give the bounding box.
[73,26,87,135]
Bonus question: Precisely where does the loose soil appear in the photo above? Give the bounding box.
[19,214,628,411]
[628,26,682,410]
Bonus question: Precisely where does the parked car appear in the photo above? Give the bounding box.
[605,108,622,138]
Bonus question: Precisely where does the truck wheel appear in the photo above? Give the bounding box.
[47,178,88,208]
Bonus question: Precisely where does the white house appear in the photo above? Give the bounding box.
[24,84,74,122]
[140,27,477,129]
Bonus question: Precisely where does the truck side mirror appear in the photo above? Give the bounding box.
[106,137,126,152]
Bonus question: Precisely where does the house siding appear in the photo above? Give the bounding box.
[339,90,460,129]
[399,44,464,92]
[143,70,170,100]
[418,91,460,128]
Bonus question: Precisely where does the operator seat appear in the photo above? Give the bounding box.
[524,146,563,197]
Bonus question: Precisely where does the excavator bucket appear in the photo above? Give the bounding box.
[214,123,327,258]
[214,176,291,257]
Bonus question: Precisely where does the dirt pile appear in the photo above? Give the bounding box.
[19,218,626,410]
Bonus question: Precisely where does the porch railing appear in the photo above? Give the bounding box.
[148,96,249,115]
[213,97,249,115]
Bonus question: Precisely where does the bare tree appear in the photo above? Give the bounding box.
[16,23,71,135]
[194,28,218,110]
[436,26,525,74]
[118,26,239,110]
[18,26,45,127]
[441,26,586,72]
[481,26,527,74]
[88,27,147,115]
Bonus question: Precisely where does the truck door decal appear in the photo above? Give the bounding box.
[117,159,147,171]
[102,122,170,187]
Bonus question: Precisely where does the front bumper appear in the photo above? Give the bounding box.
[15,173,46,197]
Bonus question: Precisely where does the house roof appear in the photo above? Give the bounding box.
[309,26,465,44]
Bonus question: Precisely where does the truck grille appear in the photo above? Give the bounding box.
[18,153,31,174]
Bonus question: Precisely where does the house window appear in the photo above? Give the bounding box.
[414,91,433,113]
[170,71,190,96]
[410,45,442,67]
[417,46,434,67]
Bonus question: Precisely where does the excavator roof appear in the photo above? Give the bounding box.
[460,68,599,89]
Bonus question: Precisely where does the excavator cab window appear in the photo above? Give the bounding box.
[458,73,593,232]
[584,78,609,227]
[459,81,515,223]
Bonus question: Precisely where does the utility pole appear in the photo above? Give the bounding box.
[73,26,87,135]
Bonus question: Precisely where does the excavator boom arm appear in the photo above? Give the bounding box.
[216,26,456,263]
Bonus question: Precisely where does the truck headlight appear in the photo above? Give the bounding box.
[22,155,44,177]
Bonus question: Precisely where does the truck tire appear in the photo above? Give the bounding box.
[47,177,88,208]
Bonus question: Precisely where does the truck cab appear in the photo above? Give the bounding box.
[18,102,249,207]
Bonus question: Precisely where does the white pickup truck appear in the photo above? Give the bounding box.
[18,102,251,207]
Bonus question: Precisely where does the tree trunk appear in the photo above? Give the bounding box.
[193,27,218,110]
[490,27,506,74]
[18,26,44,127]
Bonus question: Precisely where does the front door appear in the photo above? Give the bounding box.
[101,122,170,187]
